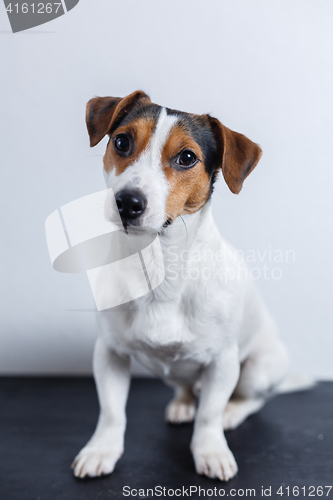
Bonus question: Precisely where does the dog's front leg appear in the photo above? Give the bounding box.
[191,345,240,481]
[72,337,131,478]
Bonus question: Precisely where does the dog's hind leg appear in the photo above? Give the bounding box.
[223,322,289,431]
[165,385,196,424]
[223,398,265,430]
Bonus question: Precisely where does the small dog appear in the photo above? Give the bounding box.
[72,91,289,481]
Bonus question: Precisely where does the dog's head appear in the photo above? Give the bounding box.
[86,91,262,231]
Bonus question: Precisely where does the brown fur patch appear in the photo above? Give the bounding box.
[103,117,156,175]
[161,126,211,222]
[208,117,262,194]
[86,91,149,148]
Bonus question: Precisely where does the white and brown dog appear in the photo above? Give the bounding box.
[72,90,290,481]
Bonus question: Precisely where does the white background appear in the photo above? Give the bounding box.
[0,0,332,378]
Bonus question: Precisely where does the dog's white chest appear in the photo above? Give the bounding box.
[99,285,228,384]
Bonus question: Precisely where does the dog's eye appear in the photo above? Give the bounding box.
[178,150,198,168]
[114,134,130,153]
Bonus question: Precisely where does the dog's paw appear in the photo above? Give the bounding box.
[165,399,196,424]
[192,445,238,481]
[71,446,123,478]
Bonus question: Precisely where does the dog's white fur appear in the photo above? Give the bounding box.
[104,108,178,231]
[72,109,289,481]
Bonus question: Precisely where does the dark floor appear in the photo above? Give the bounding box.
[0,378,332,500]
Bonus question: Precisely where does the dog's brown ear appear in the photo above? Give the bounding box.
[86,90,150,147]
[209,116,262,194]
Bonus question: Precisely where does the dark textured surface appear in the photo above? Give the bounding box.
[0,378,332,500]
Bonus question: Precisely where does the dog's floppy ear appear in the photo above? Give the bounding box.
[209,116,262,194]
[86,90,150,147]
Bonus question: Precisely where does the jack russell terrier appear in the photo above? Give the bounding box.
[71,90,290,481]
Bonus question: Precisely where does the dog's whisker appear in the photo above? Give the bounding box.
[179,215,188,239]
[214,188,225,201]
[85,199,107,216]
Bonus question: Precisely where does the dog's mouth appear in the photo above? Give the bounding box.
[162,217,172,229]
[121,223,145,235]
[117,223,156,236]
[120,217,172,233]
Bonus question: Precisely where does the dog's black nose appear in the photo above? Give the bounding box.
[115,189,147,220]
